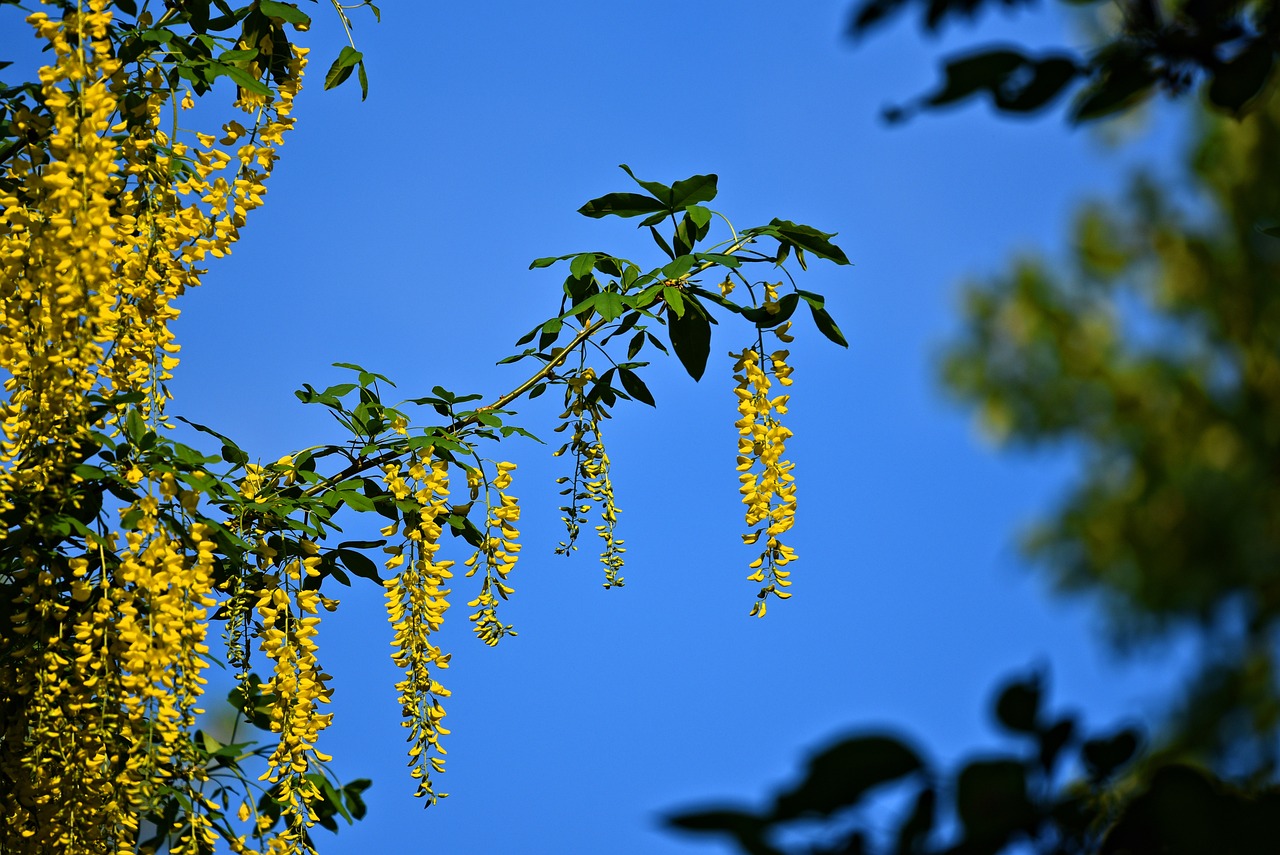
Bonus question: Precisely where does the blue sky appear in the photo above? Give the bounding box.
[3,1,1204,852]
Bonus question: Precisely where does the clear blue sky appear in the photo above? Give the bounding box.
[3,2,1201,852]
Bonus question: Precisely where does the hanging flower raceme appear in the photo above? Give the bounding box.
[384,453,455,804]
[255,541,335,846]
[0,3,310,852]
[464,460,521,646]
[554,366,625,588]
[732,314,799,617]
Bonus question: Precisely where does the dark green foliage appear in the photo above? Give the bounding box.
[667,675,1280,855]
[942,93,1280,767]
[849,0,1280,123]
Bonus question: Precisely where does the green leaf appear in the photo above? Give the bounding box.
[357,60,369,101]
[539,317,562,351]
[595,291,625,321]
[337,490,375,513]
[578,192,666,219]
[669,173,718,208]
[694,251,742,269]
[618,164,672,202]
[663,286,686,318]
[668,300,711,381]
[649,225,676,260]
[208,62,272,97]
[570,253,597,279]
[217,48,258,63]
[324,46,364,91]
[661,255,695,280]
[742,293,799,327]
[343,780,372,820]
[336,548,383,582]
[810,304,848,347]
[638,210,670,228]
[769,219,851,265]
[258,0,311,27]
[687,205,713,230]
[619,368,656,406]
[927,49,1025,106]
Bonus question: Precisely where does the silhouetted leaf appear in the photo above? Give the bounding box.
[1070,60,1156,122]
[994,56,1079,112]
[666,809,781,855]
[928,49,1026,107]
[772,734,925,820]
[955,759,1034,846]
[848,0,909,35]
[1097,765,1280,855]
[894,786,936,855]
[1208,40,1274,115]
[1037,717,1075,772]
[1082,727,1140,781]
[810,305,849,347]
[993,673,1041,733]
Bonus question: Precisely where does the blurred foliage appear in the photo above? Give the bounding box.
[666,672,1280,855]
[942,89,1280,770]
[846,0,1280,123]
[669,27,1280,855]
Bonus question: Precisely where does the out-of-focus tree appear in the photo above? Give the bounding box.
[667,45,1280,855]
[846,0,1280,123]
[942,88,1280,771]
[666,671,1280,855]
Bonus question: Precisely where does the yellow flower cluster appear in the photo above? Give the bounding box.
[2,484,218,853]
[383,454,454,804]
[732,322,798,617]
[0,3,308,851]
[256,542,335,845]
[0,3,122,506]
[464,461,521,646]
[0,5,304,514]
[554,367,626,587]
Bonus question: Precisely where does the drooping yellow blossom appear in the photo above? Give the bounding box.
[0,3,308,851]
[464,461,521,646]
[732,330,798,616]
[384,454,455,804]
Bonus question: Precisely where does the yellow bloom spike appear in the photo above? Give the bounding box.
[731,339,797,613]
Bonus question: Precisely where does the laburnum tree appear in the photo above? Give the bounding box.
[0,1,853,853]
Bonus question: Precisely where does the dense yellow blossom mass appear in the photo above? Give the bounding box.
[0,2,842,851]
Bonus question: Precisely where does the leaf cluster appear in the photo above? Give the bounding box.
[0,0,374,189]
[848,0,1280,123]
[520,164,848,383]
[667,671,1280,855]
